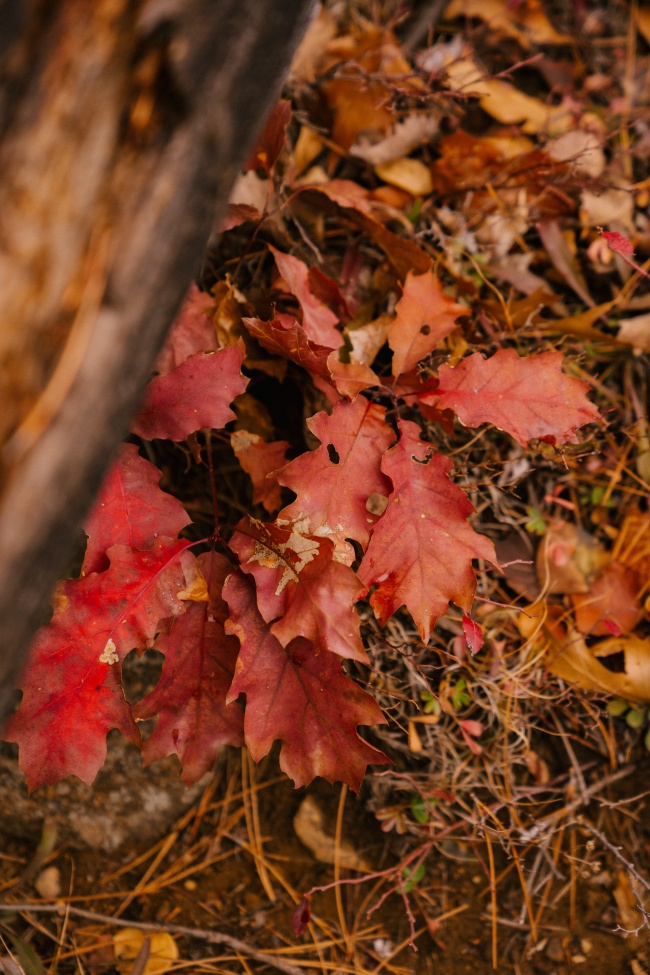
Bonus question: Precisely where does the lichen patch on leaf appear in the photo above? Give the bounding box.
[99,639,118,665]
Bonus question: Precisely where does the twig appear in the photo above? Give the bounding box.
[573,819,650,895]
[0,903,307,975]
[515,765,635,843]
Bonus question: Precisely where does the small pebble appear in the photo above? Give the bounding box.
[35,866,61,900]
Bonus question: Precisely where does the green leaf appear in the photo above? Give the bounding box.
[451,679,470,712]
[421,691,440,716]
[607,698,628,717]
[410,794,430,824]
[626,708,646,729]
[525,507,546,536]
[402,862,425,893]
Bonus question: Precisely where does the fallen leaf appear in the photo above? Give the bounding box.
[594,636,650,702]
[375,158,433,196]
[547,130,605,179]
[462,615,484,655]
[445,0,572,48]
[231,430,289,514]
[616,313,650,352]
[581,187,635,233]
[446,58,566,134]
[5,539,188,789]
[572,562,643,636]
[154,284,217,375]
[537,220,594,307]
[82,444,191,575]
[294,794,371,869]
[246,99,291,173]
[389,269,466,377]
[113,929,178,975]
[270,245,341,348]
[350,114,439,166]
[536,521,607,595]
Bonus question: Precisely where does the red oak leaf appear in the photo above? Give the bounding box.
[154,283,217,376]
[462,615,484,655]
[358,420,497,642]
[270,245,341,348]
[599,229,635,256]
[76,540,188,655]
[243,315,332,383]
[292,898,311,937]
[231,430,290,514]
[229,516,367,662]
[243,315,378,400]
[5,538,187,789]
[135,552,244,785]
[6,647,139,792]
[82,444,191,575]
[307,266,351,321]
[220,203,262,232]
[326,352,380,399]
[422,349,600,447]
[246,98,292,173]
[389,269,467,377]
[224,571,389,790]
[132,343,248,441]
[274,397,393,547]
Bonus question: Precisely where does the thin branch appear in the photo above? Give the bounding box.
[0,903,307,975]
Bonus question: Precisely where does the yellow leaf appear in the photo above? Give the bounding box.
[446,59,566,134]
[375,158,433,196]
[113,929,179,975]
[445,0,572,48]
[594,637,650,703]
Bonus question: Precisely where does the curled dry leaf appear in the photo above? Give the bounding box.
[593,637,650,703]
[572,562,644,636]
[536,520,608,595]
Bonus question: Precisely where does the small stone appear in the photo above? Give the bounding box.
[35,866,61,900]
[184,879,197,891]
[545,937,564,963]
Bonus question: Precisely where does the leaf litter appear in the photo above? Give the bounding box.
[2,0,650,972]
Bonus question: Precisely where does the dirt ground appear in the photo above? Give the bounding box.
[1,732,650,975]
